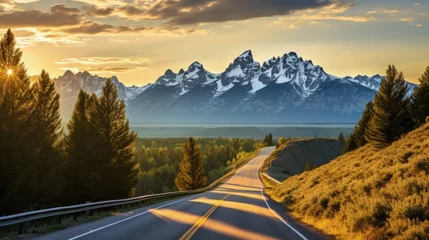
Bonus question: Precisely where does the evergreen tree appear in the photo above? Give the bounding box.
[354,101,374,147]
[0,29,36,214]
[31,70,62,207]
[175,137,207,191]
[268,133,274,146]
[90,79,137,200]
[343,133,358,153]
[337,132,345,145]
[364,65,413,149]
[411,66,429,126]
[64,90,96,204]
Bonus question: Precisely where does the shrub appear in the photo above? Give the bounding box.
[414,157,429,174]
[426,116,429,123]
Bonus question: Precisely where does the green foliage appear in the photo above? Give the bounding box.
[175,137,207,190]
[411,66,429,127]
[89,79,138,200]
[263,133,274,146]
[343,132,358,154]
[31,70,63,207]
[365,65,413,149]
[0,29,40,214]
[337,132,345,145]
[63,90,97,204]
[134,137,258,195]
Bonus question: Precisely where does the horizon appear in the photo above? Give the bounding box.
[1,0,427,85]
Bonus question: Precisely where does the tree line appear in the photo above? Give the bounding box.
[344,65,429,152]
[0,30,137,215]
[134,137,259,195]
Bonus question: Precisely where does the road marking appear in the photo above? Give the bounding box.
[179,194,229,240]
[66,149,277,240]
[67,193,209,240]
[256,154,308,240]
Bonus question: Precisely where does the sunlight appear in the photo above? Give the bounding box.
[191,197,274,218]
[7,69,12,75]
[212,190,266,201]
[151,209,280,240]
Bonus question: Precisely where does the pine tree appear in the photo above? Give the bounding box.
[364,65,413,149]
[175,137,208,191]
[343,132,358,153]
[0,29,36,214]
[337,132,345,145]
[411,66,429,127]
[31,70,62,207]
[354,101,374,147]
[268,133,274,146]
[64,90,96,204]
[90,79,137,200]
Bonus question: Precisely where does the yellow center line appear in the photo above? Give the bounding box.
[179,194,230,240]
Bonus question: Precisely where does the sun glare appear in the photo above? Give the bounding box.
[7,69,12,75]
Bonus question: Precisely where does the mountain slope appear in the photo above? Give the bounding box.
[54,71,150,119]
[270,123,429,239]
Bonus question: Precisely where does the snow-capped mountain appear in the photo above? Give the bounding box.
[54,70,150,119]
[127,50,416,123]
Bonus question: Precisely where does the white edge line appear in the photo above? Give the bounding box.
[257,152,308,240]
[67,192,209,240]
[68,162,245,240]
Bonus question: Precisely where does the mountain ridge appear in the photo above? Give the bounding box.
[53,50,416,123]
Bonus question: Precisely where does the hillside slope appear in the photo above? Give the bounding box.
[266,139,343,181]
[271,123,429,239]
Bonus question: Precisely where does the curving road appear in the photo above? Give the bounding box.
[37,147,330,240]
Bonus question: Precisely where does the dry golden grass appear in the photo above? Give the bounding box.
[271,123,429,240]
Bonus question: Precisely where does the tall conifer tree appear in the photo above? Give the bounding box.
[364,65,413,149]
[175,137,208,191]
[64,90,96,204]
[0,29,36,214]
[90,79,137,200]
[411,66,429,126]
[31,70,62,206]
[354,101,374,147]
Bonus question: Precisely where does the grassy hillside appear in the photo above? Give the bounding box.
[270,123,429,240]
[265,139,343,181]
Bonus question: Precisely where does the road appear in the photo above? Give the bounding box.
[37,147,330,240]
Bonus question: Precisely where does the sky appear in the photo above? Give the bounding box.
[0,0,428,86]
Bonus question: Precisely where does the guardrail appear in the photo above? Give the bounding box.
[0,170,235,234]
[262,173,281,185]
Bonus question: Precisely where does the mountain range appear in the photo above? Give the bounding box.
[53,50,415,123]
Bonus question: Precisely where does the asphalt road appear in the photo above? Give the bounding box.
[36,147,331,240]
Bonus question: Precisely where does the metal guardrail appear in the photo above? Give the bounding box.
[0,170,235,234]
[262,173,281,185]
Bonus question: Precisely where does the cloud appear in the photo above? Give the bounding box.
[56,56,152,74]
[367,9,399,15]
[400,17,415,23]
[415,24,422,27]
[60,21,148,35]
[87,6,115,17]
[134,0,343,25]
[275,3,377,25]
[0,4,81,28]
[414,3,420,6]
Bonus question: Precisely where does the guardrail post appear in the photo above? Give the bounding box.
[73,212,78,221]
[56,215,61,224]
[85,201,93,216]
[18,222,25,234]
